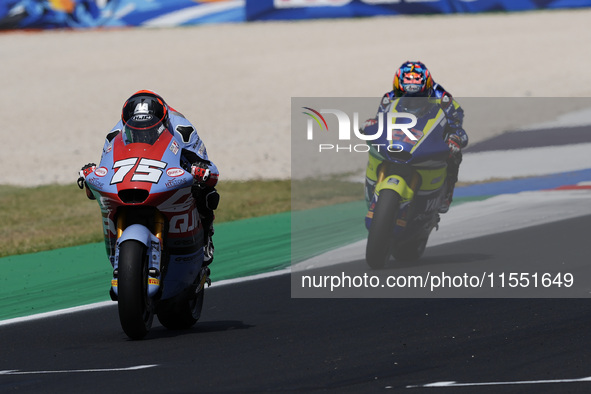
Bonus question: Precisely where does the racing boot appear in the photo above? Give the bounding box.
[438,181,455,214]
[439,153,461,214]
[192,184,219,266]
[203,221,215,266]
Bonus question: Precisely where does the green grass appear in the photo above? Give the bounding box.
[216,180,292,221]
[0,181,287,258]
[0,179,364,258]
[291,178,365,210]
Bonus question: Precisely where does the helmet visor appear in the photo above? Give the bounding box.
[123,114,166,145]
[402,72,425,93]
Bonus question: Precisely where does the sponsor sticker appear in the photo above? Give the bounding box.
[166,168,185,177]
[95,167,108,177]
[170,140,180,155]
[165,178,185,189]
[86,177,104,189]
[133,114,153,121]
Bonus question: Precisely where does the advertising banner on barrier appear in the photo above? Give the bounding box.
[0,0,244,30]
[246,0,591,21]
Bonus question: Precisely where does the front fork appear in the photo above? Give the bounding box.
[110,210,167,301]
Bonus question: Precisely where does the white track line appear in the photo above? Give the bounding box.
[0,364,158,375]
[407,376,591,388]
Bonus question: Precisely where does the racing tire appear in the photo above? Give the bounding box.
[117,240,154,340]
[366,189,401,269]
[157,277,205,330]
[392,237,428,262]
[157,269,209,330]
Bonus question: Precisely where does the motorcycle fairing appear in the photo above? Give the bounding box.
[389,103,449,164]
[366,165,445,228]
[407,107,447,155]
[364,97,450,234]
[88,132,197,248]
[416,166,447,191]
[86,129,204,301]
[375,175,414,201]
[361,97,450,166]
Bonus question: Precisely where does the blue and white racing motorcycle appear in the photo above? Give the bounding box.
[81,128,209,339]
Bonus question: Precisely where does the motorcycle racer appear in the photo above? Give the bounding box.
[78,90,219,265]
[363,61,468,213]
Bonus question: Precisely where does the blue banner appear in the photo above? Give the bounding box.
[0,0,244,30]
[246,0,591,21]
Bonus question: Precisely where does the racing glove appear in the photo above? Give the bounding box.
[445,134,463,168]
[360,117,378,135]
[77,162,96,187]
[77,163,97,200]
[191,162,218,188]
[446,134,462,156]
[80,163,96,178]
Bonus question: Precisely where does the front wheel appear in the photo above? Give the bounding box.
[366,189,401,269]
[117,240,154,340]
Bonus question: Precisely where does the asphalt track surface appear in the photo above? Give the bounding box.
[2,215,591,393]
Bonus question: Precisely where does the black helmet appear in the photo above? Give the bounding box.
[121,90,169,144]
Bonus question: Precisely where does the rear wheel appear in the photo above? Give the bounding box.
[157,271,206,330]
[366,189,401,269]
[117,240,154,340]
[392,237,428,262]
[157,288,204,330]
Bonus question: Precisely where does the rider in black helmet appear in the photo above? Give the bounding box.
[78,90,219,265]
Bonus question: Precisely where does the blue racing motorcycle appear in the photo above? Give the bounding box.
[364,97,453,269]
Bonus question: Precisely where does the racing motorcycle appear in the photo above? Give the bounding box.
[80,129,210,340]
[364,97,453,269]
